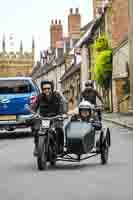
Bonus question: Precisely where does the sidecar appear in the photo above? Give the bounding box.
[56,120,111,165]
[66,121,95,154]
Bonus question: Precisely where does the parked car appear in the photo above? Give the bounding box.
[0,77,40,132]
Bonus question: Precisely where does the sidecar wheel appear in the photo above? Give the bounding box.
[101,139,109,165]
[37,136,47,170]
[106,128,111,147]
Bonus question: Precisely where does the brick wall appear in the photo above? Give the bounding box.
[112,0,128,48]
[50,20,63,49]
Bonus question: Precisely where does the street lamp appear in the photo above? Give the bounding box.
[128,0,133,112]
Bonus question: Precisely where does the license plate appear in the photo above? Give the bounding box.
[42,120,50,128]
[0,115,16,121]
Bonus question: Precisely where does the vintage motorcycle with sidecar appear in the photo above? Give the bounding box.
[64,104,111,165]
[27,104,111,170]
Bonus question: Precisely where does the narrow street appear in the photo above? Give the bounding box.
[0,122,132,200]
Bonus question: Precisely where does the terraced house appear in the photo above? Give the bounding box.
[111,0,128,113]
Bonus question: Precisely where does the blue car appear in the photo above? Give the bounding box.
[0,77,40,132]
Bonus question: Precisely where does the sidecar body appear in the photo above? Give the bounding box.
[65,121,95,154]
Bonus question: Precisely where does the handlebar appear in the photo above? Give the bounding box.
[29,109,68,121]
[25,105,68,120]
[39,115,68,120]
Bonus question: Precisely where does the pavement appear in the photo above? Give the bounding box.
[103,112,133,130]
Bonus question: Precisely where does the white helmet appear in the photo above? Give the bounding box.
[79,100,93,111]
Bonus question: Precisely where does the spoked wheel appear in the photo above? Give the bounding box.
[106,128,111,147]
[101,139,109,165]
[49,144,57,167]
[37,135,47,170]
[99,128,111,165]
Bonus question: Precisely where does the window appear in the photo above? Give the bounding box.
[123,79,130,95]
[0,80,35,94]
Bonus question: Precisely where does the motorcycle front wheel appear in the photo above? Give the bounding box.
[37,135,47,170]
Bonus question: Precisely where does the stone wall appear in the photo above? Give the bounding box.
[61,69,80,111]
[112,40,128,112]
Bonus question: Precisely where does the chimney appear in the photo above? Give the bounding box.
[68,8,81,39]
[50,19,63,49]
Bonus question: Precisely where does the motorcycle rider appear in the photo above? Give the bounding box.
[31,80,67,156]
[80,80,104,121]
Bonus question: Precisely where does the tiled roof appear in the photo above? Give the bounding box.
[74,15,103,48]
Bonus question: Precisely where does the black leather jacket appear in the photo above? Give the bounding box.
[33,91,67,117]
[80,87,103,105]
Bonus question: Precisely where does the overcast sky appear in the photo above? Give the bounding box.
[0,0,93,60]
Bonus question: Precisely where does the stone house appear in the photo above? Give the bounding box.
[31,8,81,93]
[31,55,65,92]
[60,14,104,111]
[111,0,128,112]
[112,37,128,113]
[60,2,113,112]
[60,61,81,111]
[92,0,129,113]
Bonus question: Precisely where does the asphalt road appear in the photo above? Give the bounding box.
[0,122,132,200]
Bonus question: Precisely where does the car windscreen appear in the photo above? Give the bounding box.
[0,80,35,94]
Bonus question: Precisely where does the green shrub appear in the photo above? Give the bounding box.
[92,35,112,89]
